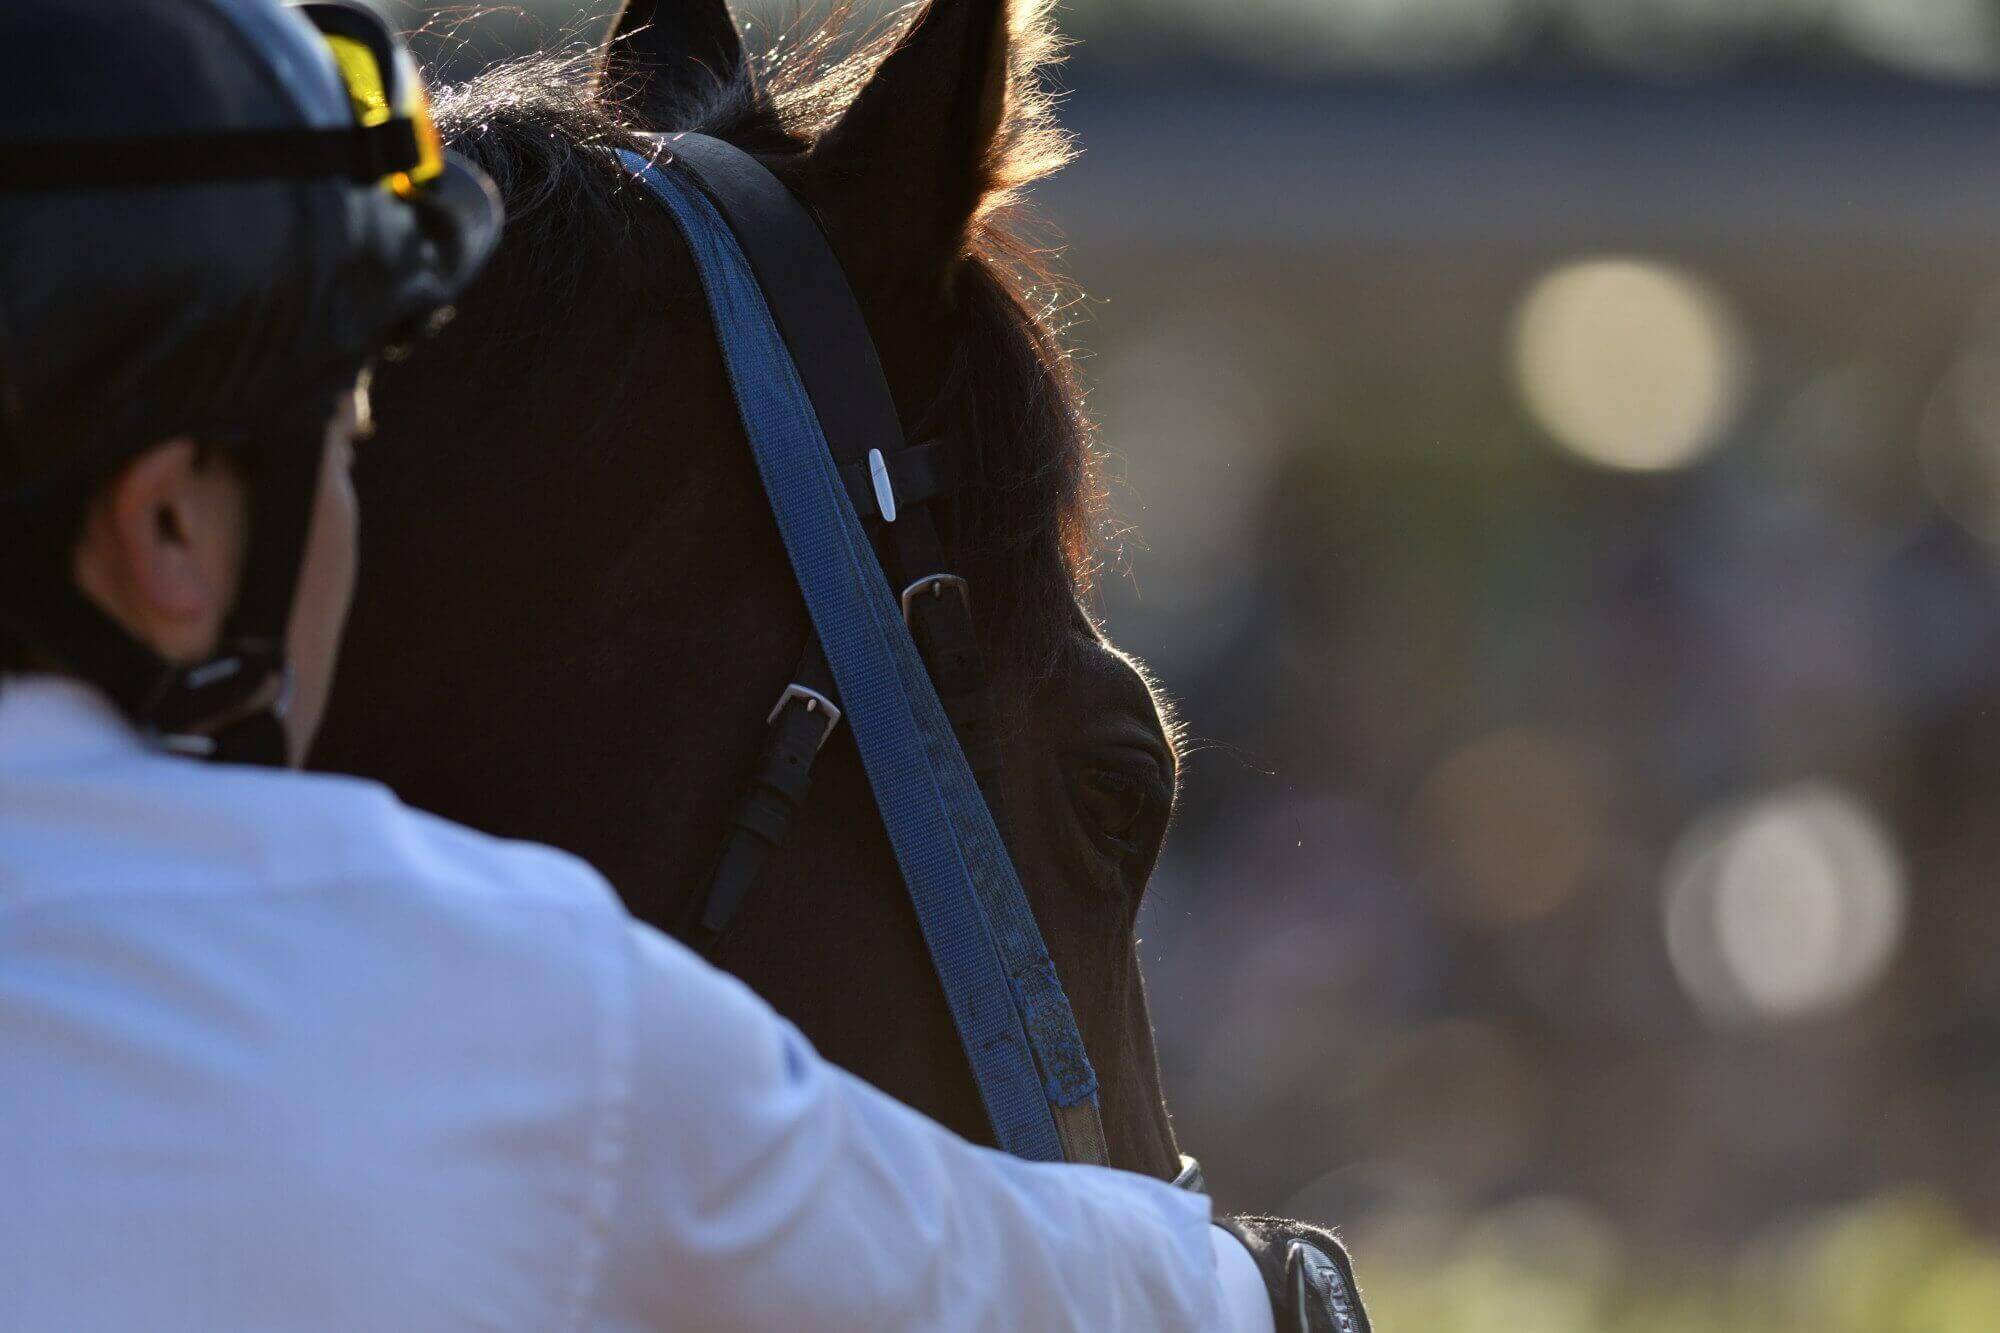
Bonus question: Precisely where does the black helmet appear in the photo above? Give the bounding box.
[0,0,502,765]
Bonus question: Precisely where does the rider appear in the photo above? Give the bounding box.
[0,2,1367,1328]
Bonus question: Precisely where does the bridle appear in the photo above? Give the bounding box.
[648,137,1000,962]
[617,133,1115,1167]
[620,133,1207,1191]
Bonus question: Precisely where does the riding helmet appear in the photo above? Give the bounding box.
[0,0,502,764]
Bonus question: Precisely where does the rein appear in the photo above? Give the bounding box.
[615,135,1109,1166]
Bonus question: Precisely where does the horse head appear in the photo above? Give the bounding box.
[313,0,1185,1178]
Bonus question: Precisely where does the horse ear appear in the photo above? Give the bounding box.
[810,0,1013,291]
[599,0,745,128]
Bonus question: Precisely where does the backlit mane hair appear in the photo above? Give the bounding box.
[426,1,1101,672]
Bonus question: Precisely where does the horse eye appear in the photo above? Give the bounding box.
[1077,768,1147,841]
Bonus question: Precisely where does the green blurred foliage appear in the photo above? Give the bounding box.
[1364,1193,2000,1333]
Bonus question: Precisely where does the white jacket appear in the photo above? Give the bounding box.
[0,676,1260,1331]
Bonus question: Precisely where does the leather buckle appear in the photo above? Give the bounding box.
[767,682,841,751]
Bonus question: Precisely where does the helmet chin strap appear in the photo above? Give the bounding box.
[0,410,327,768]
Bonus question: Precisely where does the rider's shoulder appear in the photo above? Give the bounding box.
[0,675,624,935]
[349,783,622,919]
[209,762,629,945]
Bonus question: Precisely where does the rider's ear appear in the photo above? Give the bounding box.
[808,0,1020,298]
[73,439,246,662]
[599,0,746,129]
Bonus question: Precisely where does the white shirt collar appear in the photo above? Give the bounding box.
[0,673,155,769]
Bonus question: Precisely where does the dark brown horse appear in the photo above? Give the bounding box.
[313,0,1186,1178]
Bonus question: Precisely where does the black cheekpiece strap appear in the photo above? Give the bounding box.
[683,636,841,951]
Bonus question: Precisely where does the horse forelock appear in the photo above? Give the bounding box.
[427,0,1103,677]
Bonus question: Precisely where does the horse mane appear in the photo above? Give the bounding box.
[428,1,1102,672]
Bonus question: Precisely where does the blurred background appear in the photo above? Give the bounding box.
[404,3,2000,1328]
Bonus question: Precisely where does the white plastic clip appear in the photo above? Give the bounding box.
[868,447,897,523]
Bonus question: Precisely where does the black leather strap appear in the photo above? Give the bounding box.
[837,436,969,522]
[651,134,893,474]
[682,635,839,951]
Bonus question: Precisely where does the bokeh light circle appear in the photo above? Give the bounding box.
[1410,728,1614,927]
[1511,256,1749,473]
[1663,782,1906,1027]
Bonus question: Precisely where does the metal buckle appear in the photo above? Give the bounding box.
[152,670,295,758]
[900,573,970,626]
[767,683,841,751]
[148,645,294,758]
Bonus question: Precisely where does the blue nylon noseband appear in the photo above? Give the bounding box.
[616,146,1100,1162]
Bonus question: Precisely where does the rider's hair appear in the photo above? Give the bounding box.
[0,380,82,672]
